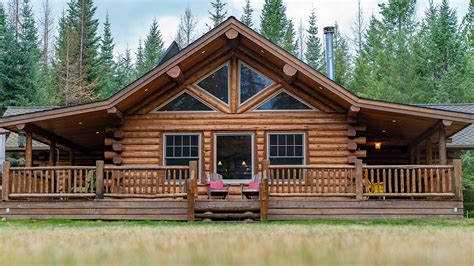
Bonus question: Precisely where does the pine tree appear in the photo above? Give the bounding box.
[17,0,41,104]
[240,0,254,28]
[283,19,297,56]
[304,9,323,71]
[350,0,418,103]
[135,39,146,77]
[142,19,164,74]
[207,0,227,29]
[175,5,197,48]
[333,23,352,87]
[97,14,116,98]
[36,0,56,105]
[260,0,287,47]
[7,0,20,39]
[67,0,100,98]
[414,0,472,103]
[0,3,22,110]
[350,0,366,56]
[296,19,305,60]
[115,46,134,89]
[52,13,84,105]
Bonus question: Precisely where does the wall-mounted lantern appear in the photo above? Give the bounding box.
[374,142,382,150]
[18,131,26,148]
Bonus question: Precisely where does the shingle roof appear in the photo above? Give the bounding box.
[419,104,474,149]
[2,106,57,150]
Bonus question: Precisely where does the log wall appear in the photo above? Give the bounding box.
[104,112,367,182]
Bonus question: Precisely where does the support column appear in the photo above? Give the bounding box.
[439,128,447,165]
[415,145,421,165]
[426,140,433,165]
[49,140,56,166]
[25,131,33,167]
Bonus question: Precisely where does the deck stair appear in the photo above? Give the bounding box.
[194,200,260,221]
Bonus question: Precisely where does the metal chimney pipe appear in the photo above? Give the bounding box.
[324,26,335,81]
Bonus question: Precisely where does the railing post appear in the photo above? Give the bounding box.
[355,159,363,200]
[95,160,104,199]
[2,161,10,201]
[260,160,269,221]
[453,159,463,201]
[187,161,197,222]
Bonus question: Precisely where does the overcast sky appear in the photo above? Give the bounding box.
[10,0,472,59]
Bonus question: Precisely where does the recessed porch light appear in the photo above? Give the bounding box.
[201,50,206,54]
[145,88,149,92]
[95,131,100,134]
[78,122,83,125]
[392,120,397,123]
[382,130,386,133]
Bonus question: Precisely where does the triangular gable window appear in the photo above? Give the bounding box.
[240,63,274,104]
[156,92,214,112]
[196,64,229,104]
[256,91,312,111]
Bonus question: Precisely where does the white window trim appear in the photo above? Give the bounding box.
[252,89,317,112]
[193,62,231,106]
[214,132,255,184]
[163,133,202,182]
[266,132,306,165]
[152,89,217,113]
[238,61,275,105]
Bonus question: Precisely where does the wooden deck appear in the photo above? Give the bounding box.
[0,160,465,221]
[0,199,463,221]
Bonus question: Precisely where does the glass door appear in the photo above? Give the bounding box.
[215,134,253,181]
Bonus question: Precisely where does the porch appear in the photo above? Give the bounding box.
[0,160,464,221]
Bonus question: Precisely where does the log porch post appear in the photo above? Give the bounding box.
[2,161,10,201]
[355,159,363,200]
[49,140,56,166]
[453,159,463,201]
[187,160,197,222]
[426,141,433,165]
[25,131,33,167]
[438,128,447,165]
[260,160,269,221]
[95,160,104,199]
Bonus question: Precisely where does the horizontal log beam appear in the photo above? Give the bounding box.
[283,64,297,84]
[107,107,123,120]
[166,65,185,85]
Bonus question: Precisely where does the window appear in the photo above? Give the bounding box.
[196,64,229,104]
[256,91,312,111]
[268,133,305,165]
[164,134,200,178]
[239,63,273,103]
[156,92,213,112]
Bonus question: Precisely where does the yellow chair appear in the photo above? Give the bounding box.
[366,180,385,194]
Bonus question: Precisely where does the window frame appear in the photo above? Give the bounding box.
[194,62,231,106]
[153,89,217,113]
[266,132,306,166]
[163,133,202,182]
[253,89,316,112]
[213,132,255,184]
[238,61,275,105]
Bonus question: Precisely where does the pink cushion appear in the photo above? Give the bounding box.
[247,182,260,190]
[209,181,225,190]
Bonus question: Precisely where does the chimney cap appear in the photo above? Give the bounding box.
[324,26,335,34]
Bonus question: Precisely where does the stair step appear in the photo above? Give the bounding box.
[195,206,260,212]
[195,212,260,220]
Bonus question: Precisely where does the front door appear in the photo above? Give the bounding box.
[215,134,253,182]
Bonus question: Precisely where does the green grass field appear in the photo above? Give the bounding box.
[0,219,473,266]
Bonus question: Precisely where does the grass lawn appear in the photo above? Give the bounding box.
[0,219,473,266]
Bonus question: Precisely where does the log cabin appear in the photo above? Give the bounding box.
[0,17,473,221]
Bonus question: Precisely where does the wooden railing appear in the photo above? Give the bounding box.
[264,164,356,197]
[1,162,97,199]
[362,163,462,198]
[104,165,191,198]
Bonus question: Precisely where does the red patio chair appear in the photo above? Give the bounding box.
[241,173,261,199]
[207,173,229,199]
